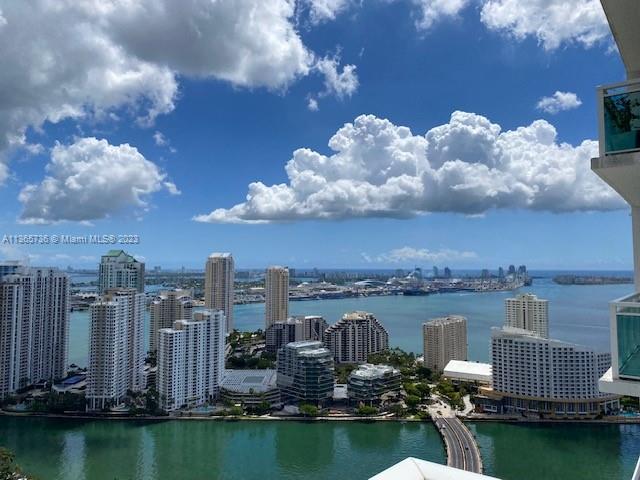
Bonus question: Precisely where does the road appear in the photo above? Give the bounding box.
[433,416,483,474]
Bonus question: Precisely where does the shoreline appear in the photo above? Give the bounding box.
[3,409,640,425]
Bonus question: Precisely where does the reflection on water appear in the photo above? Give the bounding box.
[0,418,444,480]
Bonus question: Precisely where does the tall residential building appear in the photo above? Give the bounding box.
[591,1,640,398]
[204,253,235,333]
[504,293,549,338]
[98,250,145,294]
[149,289,194,353]
[157,310,226,412]
[265,315,328,353]
[265,266,289,328]
[422,315,467,373]
[325,311,389,364]
[276,340,334,406]
[479,327,619,417]
[0,266,69,399]
[87,289,145,410]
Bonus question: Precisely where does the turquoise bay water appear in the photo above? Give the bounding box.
[35,277,639,479]
[69,277,630,367]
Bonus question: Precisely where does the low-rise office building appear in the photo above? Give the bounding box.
[277,341,334,406]
[347,364,401,405]
[220,369,280,407]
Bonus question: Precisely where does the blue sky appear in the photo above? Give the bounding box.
[0,0,633,270]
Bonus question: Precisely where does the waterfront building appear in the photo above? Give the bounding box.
[87,289,145,410]
[277,340,334,405]
[220,369,280,408]
[149,289,194,353]
[443,360,492,385]
[0,266,69,399]
[592,1,640,398]
[157,310,226,412]
[422,316,467,373]
[325,311,389,364]
[476,327,619,417]
[204,253,235,333]
[98,250,145,294]
[265,266,289,328]
[504,293,548,338]
[265,315,328,353]
[347,363,401,405]
[443,267,452,279]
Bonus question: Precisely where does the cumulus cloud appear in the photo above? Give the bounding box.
[536,91,583,114]
[305,0,352,24]
[19,138,177,224]
[480,0,610,50]
[412,0,470,30]
[194,111,624,224]
[0,0,340,179]
[153,131,168,146]
[362,246,477,264]
[308,98,320,111]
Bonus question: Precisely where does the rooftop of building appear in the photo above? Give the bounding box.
[102,250,140,262]
[350,363,400,380]
[443,360,492,384]
[491,327,608,354]
[220,369,278,394]
[424,315,466,327]
[208,252,233,258]
[369,457,500,480]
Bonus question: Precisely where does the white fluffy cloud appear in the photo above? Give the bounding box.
[363,246,477,264]
[19,138,177,224]
[194,111,624,223]
[536,91,583,114]
[480,0,610,50]
[305,0,352,24]
[412,0,470,30]
[0,0,342,181]
[315,55,359,98]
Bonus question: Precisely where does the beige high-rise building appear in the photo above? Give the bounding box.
[325,311,389,364]
[422,315,467,373]
[150,289,194,353]
[204,253,234,333]
[504,293,548,338]
[265,266,289,328]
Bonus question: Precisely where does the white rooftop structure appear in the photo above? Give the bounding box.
[443,360,492,384]
[220,369,277,394]
[369,458,500,480]
[351,363,400,380]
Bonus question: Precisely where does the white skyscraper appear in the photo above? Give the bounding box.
[204,253,235,333]
[149,289,194,353]
[504,293,549,338]
[0,266,69,399]
[265,266,289,328]
[87,289,145,410]
[157,310,226,412]
[422,315,467,373]
[98,250,145,294]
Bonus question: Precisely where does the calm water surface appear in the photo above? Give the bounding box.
[31,276,639,479]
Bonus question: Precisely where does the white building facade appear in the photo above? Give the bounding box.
[265,266,289,328]
[0,266,69,399]
[87,289,145,410]
[157,310,226,412]
[505,293,549,338]
[325,311,389,364]
[422,315,467,373]
[483,327,619,416]
[98,250,145,294]
[204,253,235,333]
[149,289,194,353]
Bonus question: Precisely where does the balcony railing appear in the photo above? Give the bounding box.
[599,79,640,156]
[613,293,640,379]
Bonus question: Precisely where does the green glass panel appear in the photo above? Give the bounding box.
[618,313,640,378]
